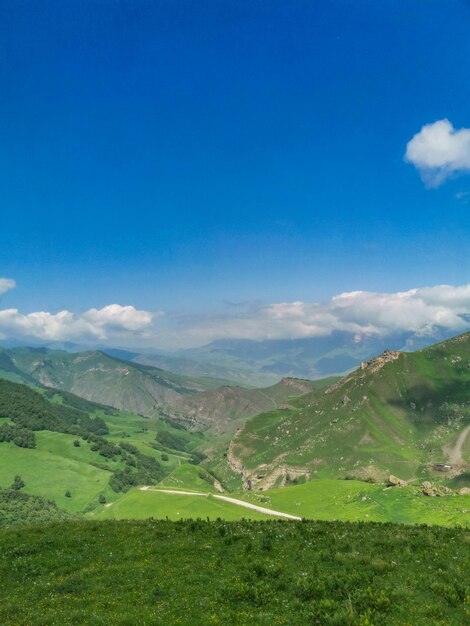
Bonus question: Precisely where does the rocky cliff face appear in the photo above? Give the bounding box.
[172,377,316,433]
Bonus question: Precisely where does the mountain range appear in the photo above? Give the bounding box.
[0,347,315,434]
[2,327,462,385]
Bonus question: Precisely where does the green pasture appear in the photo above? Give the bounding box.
[239,479,470,527]
[93,488,270,521]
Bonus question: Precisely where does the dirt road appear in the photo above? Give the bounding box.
[139,487,301,520]
[448,425,470,465]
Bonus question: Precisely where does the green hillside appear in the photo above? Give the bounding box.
[1,347,223,415]
[201,376,341,491]
[0,519,468,625]
[94,488,271,521]
[0,347,318,433]
[229,333,470,489]
[0,379,210,515]
[86,479,469,527]
[0,487,73,527]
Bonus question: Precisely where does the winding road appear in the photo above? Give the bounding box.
[449,425,470,466]
[139,487,301,520]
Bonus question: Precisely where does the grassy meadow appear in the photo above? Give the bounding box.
[0,519,468,625]
[90,479,470,527]
[94,489,269,521]
[239,480,470,527]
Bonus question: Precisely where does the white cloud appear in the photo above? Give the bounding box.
[3,282,470,349]
[0,278,15,296]
[83,305,155,332]
[149,283,470,347]
[405,119,470,187]
[0,305,156,342]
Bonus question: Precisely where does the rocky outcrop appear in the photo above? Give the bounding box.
[226,439,248,480]
[420,482,453,497]
[250,463,310,491]
[361,350,402,374]
[388,475,406,487]
[279,378,313,392]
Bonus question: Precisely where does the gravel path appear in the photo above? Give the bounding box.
[449,425,470,465]
[139,487,301,520]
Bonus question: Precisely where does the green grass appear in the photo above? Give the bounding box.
[93,488,270,521]
[104,409,202,467]
[0,519,468,625]
[238,479,470,527]
[0,377,217,513]
[0,439,110,513]
[159,463,219,492]
[0,369,25,383]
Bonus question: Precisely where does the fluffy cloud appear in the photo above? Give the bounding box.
[82,305,155,332]
[0,305,156,342]
[0,278,15,296]
[405,119,470,187]
[151,283,470,347]
[3,283,470,348]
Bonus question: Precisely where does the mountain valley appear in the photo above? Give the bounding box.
[0,332,468,526]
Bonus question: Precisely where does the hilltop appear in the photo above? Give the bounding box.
[227,332,470,489]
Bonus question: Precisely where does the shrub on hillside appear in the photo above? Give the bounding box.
[189,451,207,465]
[10,475,25,491]
[0,424,36,449]
[0,487,72,527]
[0,380,109,438]
[155,431,188,452]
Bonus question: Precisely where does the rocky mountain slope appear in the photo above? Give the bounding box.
[175,377,318,433]
[226,333,470,489]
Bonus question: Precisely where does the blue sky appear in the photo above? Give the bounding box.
[2,1,470,347]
